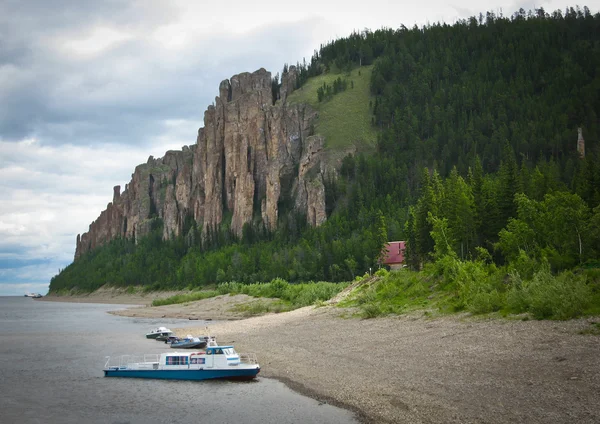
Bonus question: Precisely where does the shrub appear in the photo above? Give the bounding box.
[361,303,383,318]
[268,278,289,298]
[527,269,590,320]
[151,290,219,306]
[468,289,503,314]
[375,268,389,277]
[507,265,591,319]
[506,272,530,313]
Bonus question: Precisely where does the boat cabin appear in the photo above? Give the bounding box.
[160,346,241,369]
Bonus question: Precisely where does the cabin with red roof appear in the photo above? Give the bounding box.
[379,241,406,270]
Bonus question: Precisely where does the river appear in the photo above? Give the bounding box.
[0,296,359,424]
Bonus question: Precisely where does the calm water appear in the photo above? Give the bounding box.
[0,297,358,424]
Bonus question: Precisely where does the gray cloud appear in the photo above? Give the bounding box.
[0,3,322,146]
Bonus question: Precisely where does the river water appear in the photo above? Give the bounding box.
[0,296,358,424]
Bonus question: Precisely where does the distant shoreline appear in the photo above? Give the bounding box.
[40,290,600,423]
[40,289,184,306]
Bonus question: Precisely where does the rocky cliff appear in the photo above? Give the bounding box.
[75,67,327,259]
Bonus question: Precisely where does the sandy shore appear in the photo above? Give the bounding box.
[44,292,600,423]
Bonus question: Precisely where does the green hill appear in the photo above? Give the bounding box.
[287,66,376,153]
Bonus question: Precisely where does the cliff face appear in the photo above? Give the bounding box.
[75,67,327,259]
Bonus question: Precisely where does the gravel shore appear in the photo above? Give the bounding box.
[43,293,600,423]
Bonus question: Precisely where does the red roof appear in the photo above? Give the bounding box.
[380,241,405,265]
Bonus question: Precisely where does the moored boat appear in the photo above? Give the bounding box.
[145,326,173,339]
[169,335,210,349]
[155,333,173,341]
[103,343,260,381]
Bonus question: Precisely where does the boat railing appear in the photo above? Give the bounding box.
[104,354,160,369]
[238,353,258,364]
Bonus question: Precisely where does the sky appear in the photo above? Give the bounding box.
[0,0,594,296]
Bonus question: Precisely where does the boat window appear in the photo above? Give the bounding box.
[166,356,189,365]
[223,348,234,355]
[214,348,223,355]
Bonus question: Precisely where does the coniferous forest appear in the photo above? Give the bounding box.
[50,7,600,318]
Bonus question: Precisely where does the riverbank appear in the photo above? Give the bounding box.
[45,292,600,423]
[41,287,185,305]
[185,308,600,424]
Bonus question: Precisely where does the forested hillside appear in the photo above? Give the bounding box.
[50,6,600,314]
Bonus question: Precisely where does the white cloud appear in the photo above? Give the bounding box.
[58,26,135,58]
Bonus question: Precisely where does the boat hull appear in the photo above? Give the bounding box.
[155,334,174,341]
[103,367,260,381]
[146,333,170,339]
[169,341,207,349]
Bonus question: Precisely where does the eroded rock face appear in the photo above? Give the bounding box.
[75,67,327,259]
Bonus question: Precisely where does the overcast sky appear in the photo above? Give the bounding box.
[0,0,592,296]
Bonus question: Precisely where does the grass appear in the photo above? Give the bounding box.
[218,278,348,308]
[150,279,348,309]
[337,259,600,321]
[287,66,377,154]
[338,270,445,318]
[579,322,600,335]
[151,262,600,322]
[228,300,293,317]
[152,290,219,306]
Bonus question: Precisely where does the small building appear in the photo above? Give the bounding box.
[379,241,406,270]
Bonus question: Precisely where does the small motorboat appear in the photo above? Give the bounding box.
[103,339,260,381]
[145,326,173,339]
[169,335,210,349]
[164,336,180,344]
[155,334,172,341]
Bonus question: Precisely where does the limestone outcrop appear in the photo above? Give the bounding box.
[75,67,327,259]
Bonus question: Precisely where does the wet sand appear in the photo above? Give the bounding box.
[43,292,600,424]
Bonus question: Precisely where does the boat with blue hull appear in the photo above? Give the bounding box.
[103,343,260,381]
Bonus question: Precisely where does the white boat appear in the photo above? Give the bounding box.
[145,326,173,339]
[103,340,260,381]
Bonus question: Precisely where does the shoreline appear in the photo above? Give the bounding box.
[40,289,179,305]
[44,293,600,423]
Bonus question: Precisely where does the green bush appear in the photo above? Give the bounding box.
[361,303,383,318]
[528,269,590,320]
[507,265,591,319]
[374,268,389,277]
[152,290,219,306]
[506,272,530,313]
[468,289,503,314]
[217,281,243,295]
